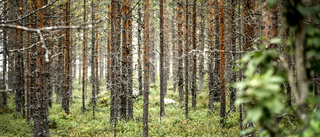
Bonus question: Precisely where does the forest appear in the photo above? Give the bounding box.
[1,0,320,136]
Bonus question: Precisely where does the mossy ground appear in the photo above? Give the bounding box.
[0,77,241,136]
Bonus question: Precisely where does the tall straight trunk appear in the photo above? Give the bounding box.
[121,0,129,120]
[185,0,189,119]
[107,3,111,91]
[178,0,184,104]
[62,0,71,115]
[95,17,99,96]
[243,0,254,135]
[229,0,237,111]
[163,0,168,96]
[238,0,243,132]
[143,0,150,136]
[110,0,119,126]
[198,0,205,91]
[192,0,197,108]
[172,0,177,92]
[160,0,165,117]
[218,0,226,124]
[214,0,220,102]
[15,0,25,116]
[33,0,49,136]
[2,0,8,108]
[91,0,96,117]
[149,9,156,84]
[208,0,215,111]
[127,0,133,120]
[82,0,87,114]
[138,1,143,96]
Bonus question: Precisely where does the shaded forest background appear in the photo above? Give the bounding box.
[1,0,320,136]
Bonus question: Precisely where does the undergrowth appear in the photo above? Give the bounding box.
[0,77,242,136]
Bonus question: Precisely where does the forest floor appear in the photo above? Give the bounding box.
[0,78,241,136]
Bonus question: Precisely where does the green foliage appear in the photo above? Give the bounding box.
[235,41,285,136]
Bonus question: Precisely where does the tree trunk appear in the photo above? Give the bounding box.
[229,0,237,112]
[192,0,197,108]
[185,0,189,119]
[121,0,129,120]
[214,0,220,102]
[110,0,119,127]
[160,0,166,117]
[218,0,226,125]
[177,0,184,104]
[208,0,215,112]
[127,0,133,120]
[198,0,205,91]
[33,0,49,136]
[138,1,143,96]
[91,0,96,117]
[82,0,87,114]
[143,0,150,136]
[2,0,8,109]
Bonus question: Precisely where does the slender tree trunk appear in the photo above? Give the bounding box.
[214,0,220,102]
[198,0,205,91]
[82,0,87,114]
[192,0,197,108]
[208,0,215,112]
[160,0,165,117]
[2,0,8,109]
[163,0,168,96]
[62,0,71,115]
[185,0,189,119]
[219,0,226,125]
[110,0,119,128]
[121,0,129,120]
[91,0,96,117]
[15,0,25,116]
[2,0,8,110]
[172,0,177,92]
[178,0,184,104]
[138,1,143,96]
[127,0,133,120]
[143,0,150,136]
[229,0,237,112]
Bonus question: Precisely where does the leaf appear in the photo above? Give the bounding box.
[270,38,282,44]
[247,107,263,122]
